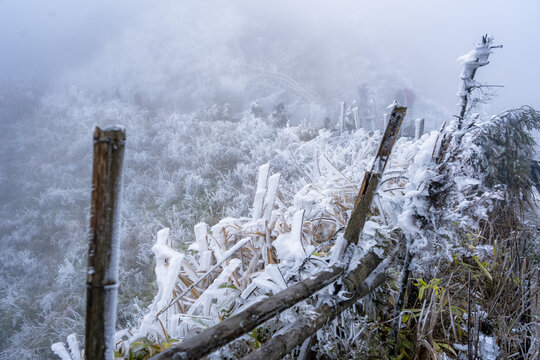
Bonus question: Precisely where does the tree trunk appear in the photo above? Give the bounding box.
[457,35,501,130]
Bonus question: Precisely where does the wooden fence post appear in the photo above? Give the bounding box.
[344,104,406,245]
[353,106,360,130]
[85,126,126,360]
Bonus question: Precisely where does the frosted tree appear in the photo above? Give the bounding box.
[457,34,502,129]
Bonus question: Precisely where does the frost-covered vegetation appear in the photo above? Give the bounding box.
[2,49,540,360]
[52,36,540,360]
[85,107,537,360]
[2,2,540,359]
[2,11,441,356]
[44,95,540,360]
[0,85,333,358]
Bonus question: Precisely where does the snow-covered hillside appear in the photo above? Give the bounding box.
[50,101,540,359]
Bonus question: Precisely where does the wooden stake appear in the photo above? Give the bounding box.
[392,248,414,355]
[344,104,406,245]
[340,101,346,133]
[85,126,126,360]
[467,271,472,360]
[297,336,317,360]
[354,106,361,130]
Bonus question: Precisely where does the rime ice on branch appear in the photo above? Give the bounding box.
[457,34,502,129]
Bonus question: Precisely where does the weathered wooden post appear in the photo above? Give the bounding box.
[344,104,407,245]
[415,117,424,140]
[86,126,126,360]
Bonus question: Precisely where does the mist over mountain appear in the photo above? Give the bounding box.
[2,1,539,113]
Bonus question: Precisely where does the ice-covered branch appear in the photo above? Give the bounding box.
[457,34,502,129]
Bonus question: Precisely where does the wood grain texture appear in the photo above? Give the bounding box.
[344,105,406,245]
[86,126,126,360]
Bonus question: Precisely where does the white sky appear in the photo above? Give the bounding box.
[1,0,539,113]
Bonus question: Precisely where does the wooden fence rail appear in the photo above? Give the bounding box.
[244,270,388,360]
[152,105,406,360]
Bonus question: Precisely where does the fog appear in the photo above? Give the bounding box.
[2,0,539,115]
[1,1,540,358]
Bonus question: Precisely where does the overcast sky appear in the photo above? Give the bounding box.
[1,0,539,114]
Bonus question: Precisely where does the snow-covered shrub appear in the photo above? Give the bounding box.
[388,105,540,359]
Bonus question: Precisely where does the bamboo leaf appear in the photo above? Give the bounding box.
[473,256,493,281]
[218,282,239,290]
[418,286,425,300]
[438,343,458,357]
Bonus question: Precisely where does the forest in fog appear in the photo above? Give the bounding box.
[1,1,539,359]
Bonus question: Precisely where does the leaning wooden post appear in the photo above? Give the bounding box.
[344,104,406,245]
[86,126,126,360]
